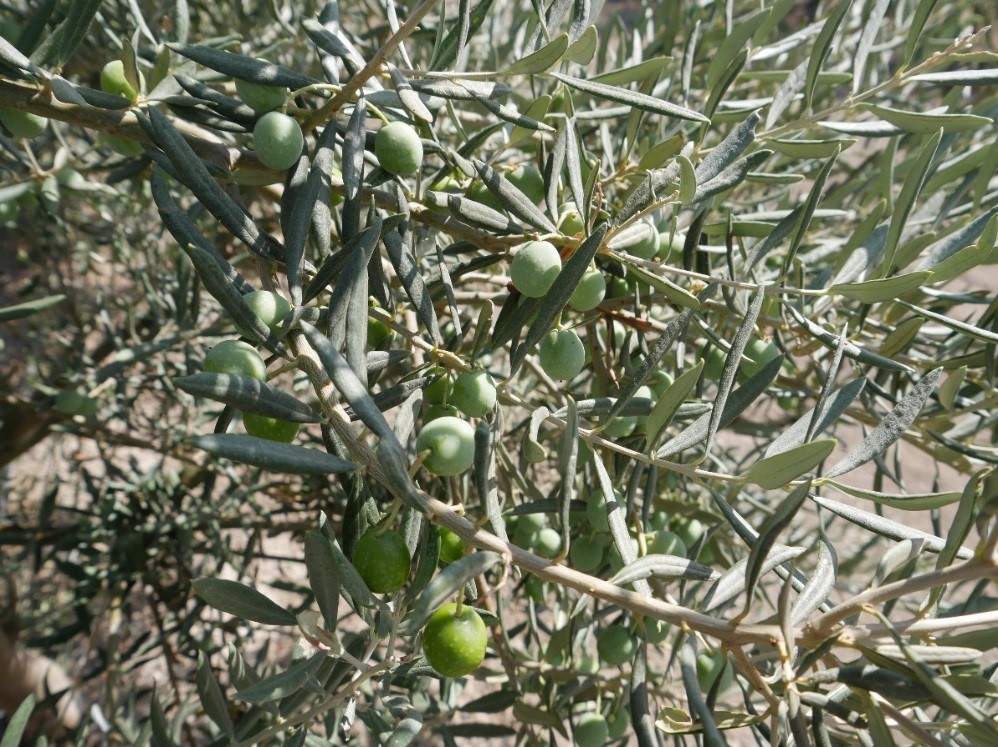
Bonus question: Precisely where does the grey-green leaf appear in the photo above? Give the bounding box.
[826,368,942,478]
[189,434,357,475]
[192,578,296,625]
[175,373,321,422]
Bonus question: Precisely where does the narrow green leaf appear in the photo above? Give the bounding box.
[304,530,341,628]
[0,294,65,322]
[562,25,597,64]
[404,551,501,634]
[677,154,696,204]
[704,545,806,611]
[610,555,718,587]
[592,56,672,86]
[811,496,974,558]
[826,368,943,478]
[550,72,709,123]
[827,271,932,303]
[804,0,854,110]
[903,0,941,66]
[57,0,101,65]
[765,378,866,457]
[190,434,357,475]
[236,652,326,703]
[882,130,942,274]
[505,32,568,75]
[741,480,811,616]
[863,104,991,134]
[192,578,296,625]
[824,479,961,511]
[705,8,771,92]
[0,694,35,747]
[646,361,704,445]
[910,68,998,85]
[744,440,836,489]
[196,654,234,738]
[784,304,914,373]
[175,373,321,422]
[790,537,836,625]
[167,43,319,89]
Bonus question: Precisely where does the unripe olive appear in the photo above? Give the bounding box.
[558,202,585,236]
[648,509,670,531]
[533,527,562,558]
[253,111,304,171]
[100,60,144,102]
[648,530,687,557]
[237,290,291,338]
[673,518,705,549]
[658,230,685,260]
[55,390,97,417]
[101,133,144,157]
[243,412,300,442]
[585,495,610,532]
[647,370,674,397]
[352,528,411,594]
[423,602,488,677]
[375,121,422,176]
[741,337,780,380]
[608,537,640,573]
[204,340,267,380]
[513,513,547,547]
[569,536,604,572]
[450,369,496,418]
[597,624,636,667]
[467,179,503,210]
[644,619,671,644]
[235,72,287,113]
[367,315,395,348]
[696,650,733,692]
[505,164,544,204]
[424,403,460,422]
[423,367,451,404]
[329,164,344,206]
[438,527,465,564]
[0,107,47,139]
[569,264,606,312]
[524,576,546,603]
[576,652,600,675]
[606,708,631,740]
[573,712,609,747]
[510,240,561,298]
[415,416,476,476]
[628,219,659,259]
[700,342,726,380]
[539,328,585,381]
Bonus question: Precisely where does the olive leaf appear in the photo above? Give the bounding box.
[192,578,296,626]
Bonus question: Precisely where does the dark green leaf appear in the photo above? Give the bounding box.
[192,578,296,625]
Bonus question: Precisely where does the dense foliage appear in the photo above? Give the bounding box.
[0,0,996,745]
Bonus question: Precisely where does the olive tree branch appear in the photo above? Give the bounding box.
[803,559,998,643]
[302,0,438,135]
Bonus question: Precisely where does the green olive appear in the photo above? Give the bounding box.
[510,240,562,298]
[253,112,304,171]
[422,602,488,677]
[415,416,476,476]
[450,369,496,418]
[204,340,267,380]
[352,528,411,594]
[100,60,145,102]
[505,164,544,204]
[237,290,291,338]
[569,264,606,312]
[573,712,609,747]
[539,328,586,381]
[375,121,423,176]
[597,624,636,667]
[242,412,300,443]
[0,108,47,139]
[235,70,287,113]
[438,527,465,564]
